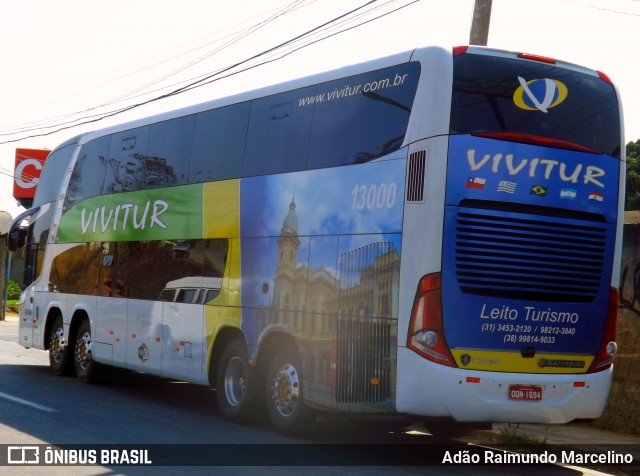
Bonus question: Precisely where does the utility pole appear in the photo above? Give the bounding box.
[469,0,492,46]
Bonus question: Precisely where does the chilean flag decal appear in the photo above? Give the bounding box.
[466,177,486,189]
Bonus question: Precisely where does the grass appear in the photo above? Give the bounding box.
[498,424,548,445]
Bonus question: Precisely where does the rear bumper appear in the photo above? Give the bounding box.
[395,347,612,423]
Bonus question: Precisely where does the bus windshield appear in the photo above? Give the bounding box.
[450,51,621,158]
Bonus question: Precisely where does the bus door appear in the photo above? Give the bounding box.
[9,206,43,349]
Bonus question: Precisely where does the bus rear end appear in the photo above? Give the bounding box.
[398,46,623,423]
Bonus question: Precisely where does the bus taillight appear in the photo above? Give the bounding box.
[588,288,619,373]
[407,273,455,367]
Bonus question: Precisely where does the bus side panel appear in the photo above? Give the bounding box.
[239,159,405,411]
[95,296,127,367]
[202,182,243,384]
[27,292,69,351]
[126,298,163,374]
[396,137,449,346]
[161,301,206,384]
[18,301,34,349]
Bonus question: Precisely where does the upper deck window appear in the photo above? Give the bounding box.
[33,142,78,207]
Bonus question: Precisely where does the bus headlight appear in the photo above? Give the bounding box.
[606,341,617,357]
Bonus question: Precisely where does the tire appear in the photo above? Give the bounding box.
[49,315,72,376]
[74,319,98,383]
[266,346,310,435]
[216,338,254,421]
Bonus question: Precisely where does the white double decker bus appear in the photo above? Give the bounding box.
[10,45,624,433]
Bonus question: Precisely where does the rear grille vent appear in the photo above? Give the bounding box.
[406,150,426,203]
[336,318,392,403]
[453,207,608,302]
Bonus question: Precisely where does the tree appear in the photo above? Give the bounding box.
[626,140,640,210]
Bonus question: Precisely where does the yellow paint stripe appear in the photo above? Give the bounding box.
[451,349,594,374]
[203,179,240,238]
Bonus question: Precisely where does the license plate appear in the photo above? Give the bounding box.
[509,385,542,401]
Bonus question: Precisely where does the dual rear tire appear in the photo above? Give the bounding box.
[216,339,310,434]
[48,317,97,383]
[51,320,308,432]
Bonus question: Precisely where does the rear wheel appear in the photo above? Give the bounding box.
[266,346,310,435]
[49,315,71,376]
[74,319,98,383]
[216,338,254,421]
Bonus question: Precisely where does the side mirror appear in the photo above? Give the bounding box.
[7,206,41,252]
[7,227,27,252]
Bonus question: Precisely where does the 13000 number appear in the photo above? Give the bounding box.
[351,183,397,210]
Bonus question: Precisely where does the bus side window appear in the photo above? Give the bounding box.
[189,102,249,183]
[104,127,150,193]
[147,115,196,189]
[159,289,176,302]
[308,63,420,169]
[176,288,198,303]
[65,136,110,210]
[203,289,220,303]
[242,87,315,177]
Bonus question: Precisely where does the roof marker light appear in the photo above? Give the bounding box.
[517,53,556,64]
[453,46,468,57]
[598,70,613,85]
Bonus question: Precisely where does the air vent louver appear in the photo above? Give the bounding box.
[406,150,426,203]
[453,207,607,302]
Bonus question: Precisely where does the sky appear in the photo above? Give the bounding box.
[0,0,638,221]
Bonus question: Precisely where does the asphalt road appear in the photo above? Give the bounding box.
[0,315,615,476]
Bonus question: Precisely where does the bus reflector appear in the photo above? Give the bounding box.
[574,382,586,387]
[588,288,619,373]
[466,377,480,383]
[407,273,456,367]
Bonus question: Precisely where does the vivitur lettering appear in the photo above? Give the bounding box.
[81,199,169,234]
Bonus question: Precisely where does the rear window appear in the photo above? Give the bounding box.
[450,53,621,157]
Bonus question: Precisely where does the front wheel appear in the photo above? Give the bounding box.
[266,346,310,435]
[216,338,254,421]
[74,320,98,383]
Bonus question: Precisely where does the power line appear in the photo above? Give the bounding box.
[0,0,366,139]
[0,0,314,134]
[98,0,312,111]
[558,0,640,16]
[0,0,419,145]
